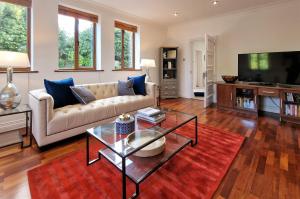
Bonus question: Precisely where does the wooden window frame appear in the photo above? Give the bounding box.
[114,21,137,71]
[0,0,31,72]
[58,5,98,71]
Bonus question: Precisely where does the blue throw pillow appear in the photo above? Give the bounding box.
[44,78,79,109]
[128,74,146,96]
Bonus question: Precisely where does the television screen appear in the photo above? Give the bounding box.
[238,51,300,85]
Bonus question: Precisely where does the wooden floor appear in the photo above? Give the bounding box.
[0,98,299,199]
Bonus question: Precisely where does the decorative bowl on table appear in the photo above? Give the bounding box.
[222,75,238,83]
[126,130,166,158]
[115,113,135,134]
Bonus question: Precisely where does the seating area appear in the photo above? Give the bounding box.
[29,82,157,146]
[0,0,300,199]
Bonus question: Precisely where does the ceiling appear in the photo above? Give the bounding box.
[91,0,291,25]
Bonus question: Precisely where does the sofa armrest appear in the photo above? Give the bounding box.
[29,89,55,146]
[145,82,158,107]
[29,89,54,122]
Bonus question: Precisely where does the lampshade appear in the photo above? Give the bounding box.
[0,51,30,68]
[140,59,156,68]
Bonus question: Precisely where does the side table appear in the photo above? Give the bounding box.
[0,104,32,148]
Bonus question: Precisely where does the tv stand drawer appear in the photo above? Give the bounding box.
[258,88,279,97]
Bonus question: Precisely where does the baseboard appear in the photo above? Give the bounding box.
[0,118,26,133]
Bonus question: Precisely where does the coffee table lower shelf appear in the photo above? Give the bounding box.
[99,132,192,185]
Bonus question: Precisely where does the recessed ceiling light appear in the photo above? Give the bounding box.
[212,0,219,6]
[173,11,179,17]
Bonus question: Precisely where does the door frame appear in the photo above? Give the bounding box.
[204,34,216,108]
[190,37,205,99]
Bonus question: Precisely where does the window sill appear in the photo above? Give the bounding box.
[112,69,142,72]
[0,70,38,74]
[55,69,104,72]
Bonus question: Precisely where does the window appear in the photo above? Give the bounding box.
[114,21,137,70]
[58,5,97,70]
[0,0,31,71]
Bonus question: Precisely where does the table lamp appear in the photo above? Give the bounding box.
[140,59,156,82]
[0,51,30,110]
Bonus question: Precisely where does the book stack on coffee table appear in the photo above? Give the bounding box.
[136,108,166,124]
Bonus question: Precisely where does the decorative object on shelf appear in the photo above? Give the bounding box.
[126,130,166,157]
[236,97,255,109]
[222,75,238,83]
[0,51,30,110]
[167,50,177,59]
[284,92,300,117]
[168,62,172,69]
[140,59,156,82]
[115,113,135,134]
[163,52,167,59]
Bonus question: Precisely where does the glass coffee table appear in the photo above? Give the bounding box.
[86,108,198,199]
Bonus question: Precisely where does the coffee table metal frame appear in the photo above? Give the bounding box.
[86,111,198,199]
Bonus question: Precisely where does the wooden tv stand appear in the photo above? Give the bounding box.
[216,81,300,124]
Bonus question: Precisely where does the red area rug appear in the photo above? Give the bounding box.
[28,124,244,199]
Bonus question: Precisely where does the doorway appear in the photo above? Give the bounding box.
[191,39,205,100]
[190,34,216,107]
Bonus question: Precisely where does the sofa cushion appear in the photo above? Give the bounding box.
[128,74,146,96]
[107,95,154,115]
[47,101,117,135]
[47,95,154,135]
[118,80,135,96]
[70,86,96,104]
[44,78,78,109]
[81,83,118,100]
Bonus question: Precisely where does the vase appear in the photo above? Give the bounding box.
[0,67,21,110]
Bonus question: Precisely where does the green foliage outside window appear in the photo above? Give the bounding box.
[79,26,93,67]
[58,15,94,69]
[114,28,133,69]
[0,2,27,53]
[58,29,75,68]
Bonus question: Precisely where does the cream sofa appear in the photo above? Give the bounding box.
[29,82,157,147]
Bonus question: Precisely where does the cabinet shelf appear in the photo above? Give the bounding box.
[284,101,300,105]
[281,114,300,119]
[163,58,176,61]
[217,82,300,124]
[161,47,178,99]
[235,106,257,112]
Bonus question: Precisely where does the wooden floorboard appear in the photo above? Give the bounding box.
[0,98,299,199]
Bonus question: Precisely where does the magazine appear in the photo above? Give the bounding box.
[137,107,161,117]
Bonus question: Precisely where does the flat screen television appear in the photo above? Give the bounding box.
[238,51,300,85]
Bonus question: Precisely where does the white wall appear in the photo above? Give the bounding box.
[166,0,300,106]
[0,0,166,133]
